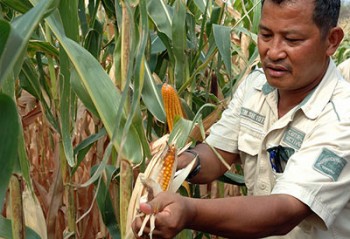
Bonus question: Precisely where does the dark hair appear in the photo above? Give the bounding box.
[261,0,341,37]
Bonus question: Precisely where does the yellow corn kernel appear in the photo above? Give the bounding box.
[161,83,184,132]
[158,145,176,191]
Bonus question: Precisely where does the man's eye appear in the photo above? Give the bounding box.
[260,33,272,39]
[286,38,301,43]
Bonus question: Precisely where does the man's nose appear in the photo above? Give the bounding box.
[266,39,287,61]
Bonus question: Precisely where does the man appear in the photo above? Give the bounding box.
[133,0,350,238]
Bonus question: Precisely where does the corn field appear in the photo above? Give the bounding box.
[0,0,349,238]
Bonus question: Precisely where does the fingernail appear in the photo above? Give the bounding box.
[140,203,152,214]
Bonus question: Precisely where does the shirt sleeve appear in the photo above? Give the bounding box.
[271,106,350,229]
[205,75,248,153]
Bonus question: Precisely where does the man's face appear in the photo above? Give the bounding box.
[258,0,330,93]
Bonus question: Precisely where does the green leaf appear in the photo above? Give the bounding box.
[17,125,32,192]
[0,216,41,239]
[19,59,59,131]
[70,69,99,118]
[169,103,216,148]
[0,94,19,203]
[172,0,187,88]
[213,24,232,78]
[59,70,75,167]
[0,21,10,56]
[0,0,33,14]
[0,0,56,85]
[59,0,79,41]
[41,7,144,163]
[72,128,107,174]
[119,0,151,161]
[146,0,173,40]
[80,143,113,187]
[193,0,206,13]
[218,172,245,186]
[27,40,59,57]
[92,165,121,239]
[142,62,166,123]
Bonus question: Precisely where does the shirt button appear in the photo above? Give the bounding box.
[259,183,267,190]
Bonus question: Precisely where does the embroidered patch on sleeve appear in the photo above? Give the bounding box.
[313,148,347,181]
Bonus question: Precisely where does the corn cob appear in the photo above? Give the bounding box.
[158,145,176,191]
[126,135,197,239]
[161,83,184,132]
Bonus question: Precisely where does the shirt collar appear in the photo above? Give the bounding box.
[300,59,339,119]
[253,59,340,120]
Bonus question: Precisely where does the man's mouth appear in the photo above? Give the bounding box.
[264,63,290,78]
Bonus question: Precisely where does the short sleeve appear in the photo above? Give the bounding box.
[271,110,350,229]
[205,76,248,153]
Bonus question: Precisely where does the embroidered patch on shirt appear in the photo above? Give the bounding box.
[240,107,265,125]
[283,127,305,149]
[313,148,347,181]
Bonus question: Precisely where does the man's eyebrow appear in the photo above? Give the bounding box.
[258,24,302,36]
[258,24,270,31]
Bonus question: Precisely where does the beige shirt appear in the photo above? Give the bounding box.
[337,58,350,82]
[206,60,350,239]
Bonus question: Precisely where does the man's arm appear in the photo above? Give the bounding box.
[178,143,240,184]
[133,192,312,239]
[186,194,311,238]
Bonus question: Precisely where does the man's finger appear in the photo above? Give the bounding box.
[139,202,153,214]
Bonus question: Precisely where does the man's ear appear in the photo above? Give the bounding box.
[326,27,344,56]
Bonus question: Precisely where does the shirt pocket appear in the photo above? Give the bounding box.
[237,122,265,194]
[238,121,265,156]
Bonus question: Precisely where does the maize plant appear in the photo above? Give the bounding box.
[126,134,197,239]
[1,0,319,237]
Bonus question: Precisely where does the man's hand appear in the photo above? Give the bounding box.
[131,192,193,239]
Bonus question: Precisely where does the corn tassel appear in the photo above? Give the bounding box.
[125,135,197,239]
[161,83,184,132]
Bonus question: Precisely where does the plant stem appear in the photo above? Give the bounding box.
[10,174,25,239]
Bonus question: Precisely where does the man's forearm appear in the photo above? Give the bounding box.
[184,194,312,238]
